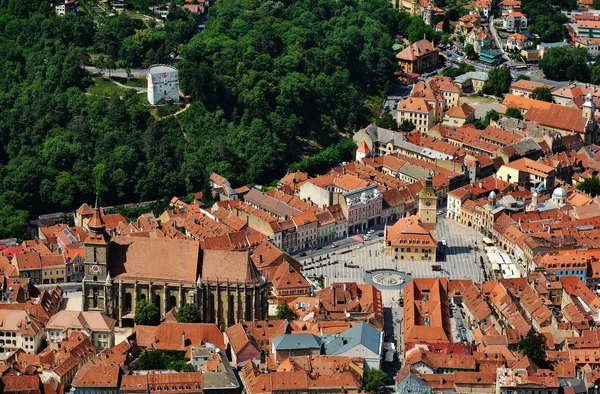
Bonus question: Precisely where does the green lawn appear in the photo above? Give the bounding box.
[87,77,130,97]
[112,76,147,88]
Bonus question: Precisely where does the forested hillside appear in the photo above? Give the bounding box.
[0,0,401,239]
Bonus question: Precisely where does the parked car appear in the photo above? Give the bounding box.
[299,252,307,257]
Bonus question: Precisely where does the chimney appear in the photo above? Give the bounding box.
[254,319,258,329]
[259,255,263,265]
[424,312,430,326]
[182,331,186,349]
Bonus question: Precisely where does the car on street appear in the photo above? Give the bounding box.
[367,229,375,234]
[299,252,307,257]
[331,243,338,248]
[378,232,384,237]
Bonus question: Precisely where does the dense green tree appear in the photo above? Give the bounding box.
[398,120,416,132]
[464,44,476,59]
[405,15,442,43]
[276,303,298,320]
[484,109,500,125]
[482,67,512,96]
[176,303,202,323]
[505,107,523,120]
[518,327,549,367]
[530,87,553,102]
[375,114,398,130]
[577,177,600,197]
[592,65,600,85]
[441,63,475,78]
[364,368,390,392]
[134,300,161,326]
[594,0,600,9]
[539,46,590,81]
[135,350,189,370]
[442,13,451,33]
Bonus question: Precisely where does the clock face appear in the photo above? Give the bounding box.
[425,202,431,206]
[92,265,100,274]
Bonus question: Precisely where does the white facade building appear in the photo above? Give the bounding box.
[147,65,180,105]
[55,0,79,15]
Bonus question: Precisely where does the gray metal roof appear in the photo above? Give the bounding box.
[454,71,489,84]
[539,41,570,48]
[148,65,178,74]
[272,334,321,350]
[396,373,432,394]
[400,162,431,180]
[323,322,381,356]
[244,189,301,218]
[509,138,541,156]
[364,124,453,160]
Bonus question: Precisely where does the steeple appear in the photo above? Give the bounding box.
[88,196,106,233]
[583,92,595,119]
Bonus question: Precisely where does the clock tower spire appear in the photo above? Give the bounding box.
[418,174,437,225]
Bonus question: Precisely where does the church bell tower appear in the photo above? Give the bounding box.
[82,200,112,314]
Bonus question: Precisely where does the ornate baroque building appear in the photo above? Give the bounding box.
[81,209,268,328]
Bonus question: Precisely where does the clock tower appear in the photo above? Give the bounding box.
[418,174,437,225]
[82,202,112,314]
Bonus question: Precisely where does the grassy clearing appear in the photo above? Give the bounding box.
[112,76,147,88]
[460,96,499,105]
[87,77,130,96]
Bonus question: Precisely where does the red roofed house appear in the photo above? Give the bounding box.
[503,11,527,31]
[397,97,434,133]
[224,323,261,367]
[12,251,42,285]
[443,103,476,127]
[403,278,452,347]
[506,33,533,51]
[524,94,598,144]
[396,39,439,74]
[474,0,492,17]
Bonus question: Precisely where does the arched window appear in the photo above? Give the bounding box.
[125,293,132,313]
[168,295,177,310]
[92,288,98,308]
[154,294,161,314]
[208,293,215,323]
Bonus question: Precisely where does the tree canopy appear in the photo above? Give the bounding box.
[398,120,416,132]
[530,87,553,102]
[517,327,549,368]
[364,368,390,392]
[577,177,600,197]
[521,0,571,42]
[176,303,202,323]
[539,46,591,81]
[482,67,512,97]
[276,303,298,320]
[134,300,161,326]
[505,107,523,120]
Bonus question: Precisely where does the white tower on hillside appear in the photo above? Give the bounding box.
[147,65,180,105]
